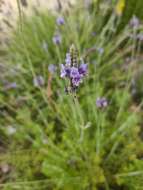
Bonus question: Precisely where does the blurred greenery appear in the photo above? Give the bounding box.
[117,0,143,31]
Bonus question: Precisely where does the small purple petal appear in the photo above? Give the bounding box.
[53,34,62,45]
[102,99,108,107]
[96,97,108,108]
[65,67,71,77]
[33,75,45,87]
[60,64,71,78]
[79,63,87,76]
[60,64,66,78]
[56,17,65,25]
[130,15,140,28]
[4,82,17,90]
[70,67,79,78]
[72,74,82,86]
[48,64,57,74]
[96,98,102,108]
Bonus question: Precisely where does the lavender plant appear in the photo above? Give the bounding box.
[0,0,143,190]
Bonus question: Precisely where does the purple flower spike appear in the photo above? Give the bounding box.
[33,75,45,87]
[96,97,108,108]
[56,17,65,25]
[60,45,88,93]
[53,34,62,45]
[48,64,57,74]
[130,15,140,28]
[79,63,87,76]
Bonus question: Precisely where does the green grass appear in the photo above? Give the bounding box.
[0,0,143,189]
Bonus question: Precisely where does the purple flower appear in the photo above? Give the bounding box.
[96,97,108,108]
[79,63,87,76]
[130,15,140,28]
[53,34,62,45]
[60,64,71,78]
[48,64,57,74]
[33,75,45,87]
[65,53,71,66]
[60,64,66,78]
[4,82,17,90]
[72,74,82,86]
[56,17,65,25]
[70,67,84,87]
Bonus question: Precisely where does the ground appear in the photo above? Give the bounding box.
[0,0,75,44]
